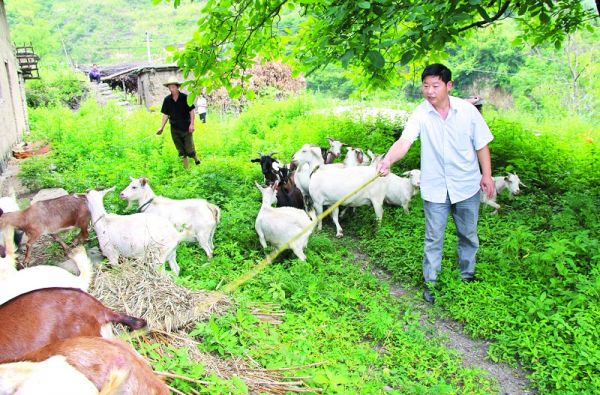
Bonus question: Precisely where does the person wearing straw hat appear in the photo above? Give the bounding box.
[156,77,200,168]
[377,64,495,304]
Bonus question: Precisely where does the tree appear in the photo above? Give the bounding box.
[164,0,598,94]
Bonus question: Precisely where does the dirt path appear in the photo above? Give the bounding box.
[352,247,534,395]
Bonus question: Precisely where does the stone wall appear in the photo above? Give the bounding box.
[0,0,28,173]
[137,67,188,110]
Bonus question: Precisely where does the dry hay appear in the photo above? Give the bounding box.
[91,255,321,393]
[91,256,230,332]
[128,329,322,394]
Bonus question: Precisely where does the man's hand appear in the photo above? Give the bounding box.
[377,158,391,176]
[480,175,495,199]
[156,128,163,135]
[188,124,195,134]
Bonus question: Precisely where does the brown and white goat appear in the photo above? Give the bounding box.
[20,336,169,395]
[0,287,146,363]
[0,194,91,265]
[275,165,305,210]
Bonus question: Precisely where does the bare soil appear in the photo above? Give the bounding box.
[353,247,534,395]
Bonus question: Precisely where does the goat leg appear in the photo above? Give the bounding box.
[50,234,70,251]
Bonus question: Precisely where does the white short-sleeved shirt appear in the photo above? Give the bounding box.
[401,96,494,204]
[196,97,207,113]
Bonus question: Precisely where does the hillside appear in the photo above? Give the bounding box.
[5,0,203,65]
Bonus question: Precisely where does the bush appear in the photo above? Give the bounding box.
[26,71,86,109]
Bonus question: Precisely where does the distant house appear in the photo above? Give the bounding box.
[0,0,29,172]
[101,63,185,110]
[134,65,184,109]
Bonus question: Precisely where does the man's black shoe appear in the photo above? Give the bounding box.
[462,276,477,283]
[423,286,435,304]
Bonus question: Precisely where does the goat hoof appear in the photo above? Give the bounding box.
[336,233,344,238]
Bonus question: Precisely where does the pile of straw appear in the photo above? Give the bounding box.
[91,257,322,393]
[91,258,230,332]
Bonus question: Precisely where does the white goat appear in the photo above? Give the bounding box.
[481,172,525,214]
[385,170,421,213]
[86,187,186,275]
[0,356,99,395]
[343,147,370,167]
[254,182,314,261]
[119,177,220,258]
[0,244,92,305]
[292,147,389,238]
[0,192,21,253]
[292,144,342,207]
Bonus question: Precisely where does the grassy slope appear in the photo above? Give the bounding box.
[21,96,599,394]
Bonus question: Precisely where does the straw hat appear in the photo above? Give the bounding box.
[163,77,182,87]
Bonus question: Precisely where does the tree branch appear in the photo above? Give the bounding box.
[457,0,512,33]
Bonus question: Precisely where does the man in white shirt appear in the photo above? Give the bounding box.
[377,64,495,303]
[196,94,208,123]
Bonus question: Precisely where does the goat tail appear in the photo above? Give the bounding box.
[109,311,147,331]
[69,246,93,290]
[208,203,221,224]
[99,368,130,395]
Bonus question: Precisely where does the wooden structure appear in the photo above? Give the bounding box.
[14,43,40,80]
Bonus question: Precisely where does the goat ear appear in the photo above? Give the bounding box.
[327,137,333,143]
[250,158,260,163]
[140,177,148,186]
[129,176,135,181]
[402,171,410,176]
[102,186,116,196]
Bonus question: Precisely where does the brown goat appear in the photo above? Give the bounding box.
[21,336,169,395]
[0,194,91,265]
[0,287,146,364]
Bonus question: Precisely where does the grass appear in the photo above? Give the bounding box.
[20,95,599,394]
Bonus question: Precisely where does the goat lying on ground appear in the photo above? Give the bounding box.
[0,244,93,304]
[87,187,187,275]
[119,177,220,259]
[0,194,90,265]
[481,172,525,214]
[20,336,169,395]
[255,182,314,261]
[0,287,146,363]
[0,356,101,395]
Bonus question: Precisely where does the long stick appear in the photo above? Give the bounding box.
[221,173,381,294]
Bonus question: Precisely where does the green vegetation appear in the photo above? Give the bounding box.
[25,71,87,108]
[19,93,599,393]
[167,0,597,91]
[5,0,202,66]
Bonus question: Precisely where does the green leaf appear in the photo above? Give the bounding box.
[399,50,413,65]
[367,50,385,69]
[358,1,371,9]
